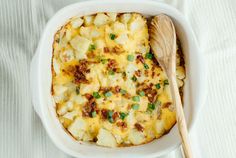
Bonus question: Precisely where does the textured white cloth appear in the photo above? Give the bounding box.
[0,0,236,158]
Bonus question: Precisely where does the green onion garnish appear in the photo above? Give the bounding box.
[108,70,115,75]
[127,55,134,62]
[144,63,149,69]
[131,76,137,82]
[155,83,161,89]
[139,91,145,96]
[120,89,127,95]
[145,53,153,59]
[107,110,114,123]
[164,79,169,86]
[92,111,97,117]
[104,91,112,97]
[119,112,128,120]
[132,96,140,102]
[109,33,116,40]
[76,87,80,95]
[132,104,140,110]
[89,44,96,51]
[101,59,108,64]
[93,92,101,99]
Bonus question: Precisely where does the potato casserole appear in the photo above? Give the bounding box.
[51,13,185,147]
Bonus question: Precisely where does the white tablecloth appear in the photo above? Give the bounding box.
[0,0,236,157]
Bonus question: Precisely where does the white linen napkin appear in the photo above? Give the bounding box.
[1,0,236,158]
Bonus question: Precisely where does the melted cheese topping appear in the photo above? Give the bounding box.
[52,13,185,147]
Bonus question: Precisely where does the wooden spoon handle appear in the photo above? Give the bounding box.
[168,74,193,158]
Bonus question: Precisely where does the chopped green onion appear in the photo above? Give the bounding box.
[139,91,145,96]
[132,96,140,102]
[145,53,153,59]
[155,83,161,89]
[107,110,114,123]
[127,55,134,62]
[132,104,140,110]
[131,76,137,82]
[109,33,116,40]
[120,89,127,95]
[104,91,112,97]
[108,70,115,75]
[144,63,149,69]
[164,79,169,86]
[75,87,80,95]
[92,111,97,117]
[119,112,128,120]
[93,92,101,99]
[148,103,156,110]
[89,44,96,51]
[101,58,108,64]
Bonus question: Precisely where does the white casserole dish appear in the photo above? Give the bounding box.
[30,0,207,157]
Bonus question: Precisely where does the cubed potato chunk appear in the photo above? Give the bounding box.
[155,119,165,135]
[128,129,145,145]
[68,118,87,139]
[71,17,84,28]
[176,66,185,80]
[120,13,131,23]
[84,15,94,26]
[96,128,117,147]
[70,36,91,59]
[107,12,117,21]
[94,13,109,26]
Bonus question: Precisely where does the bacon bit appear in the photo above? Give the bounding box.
[116,121,127,129]
[84,93,93,100]
[82,97,97,117]
[123,92,131,99]
[136,55,145,64]
[104,47,109,53]
[101,109,108,119]
[135,70,141,77]
[144,70,149,76]
[74,60,90,84]
[87,51,96,58]
[162,102,172,108]
[112,46,124,54]
[107,59,118,71]
[137,83,157,103]
[112,112,119,121]
[135,123,144,132]
[113,86,121,93]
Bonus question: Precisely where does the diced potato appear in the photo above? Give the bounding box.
[82,132,93,141]
[70,36,91,59]
[128,129,145,145]
[129,17,145,32]
[53,85,68,96]
[94,39,105,49]
[120,13,131,23]
[94,13,109,27]
[136,112,150,122]
[63,111,78,120]
[176,66,185,80]
[60,49,74,63]
[91,29,100,38]
[107,12,117,21]
[155,119,165,135]
[71,94,87,105]
[66,101,74,110]
[71,17,84,28]
[80,81,100,94]
[126,110,135,126]
[96,128,117,147]
[126,63,138,78]
[66,29,72,41]
[138,97,148,112]
[57,104,68,116]
[80,26,91,39]
[84,15,94,26]
[161,108,176,131]
[68,118,87,138]
[113,21,126,31]
[53,59,60,74]
[115,33,128,45]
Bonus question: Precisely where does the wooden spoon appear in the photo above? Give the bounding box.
[149,14,193,158]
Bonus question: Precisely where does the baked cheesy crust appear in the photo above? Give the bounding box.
[51,13,185,147]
